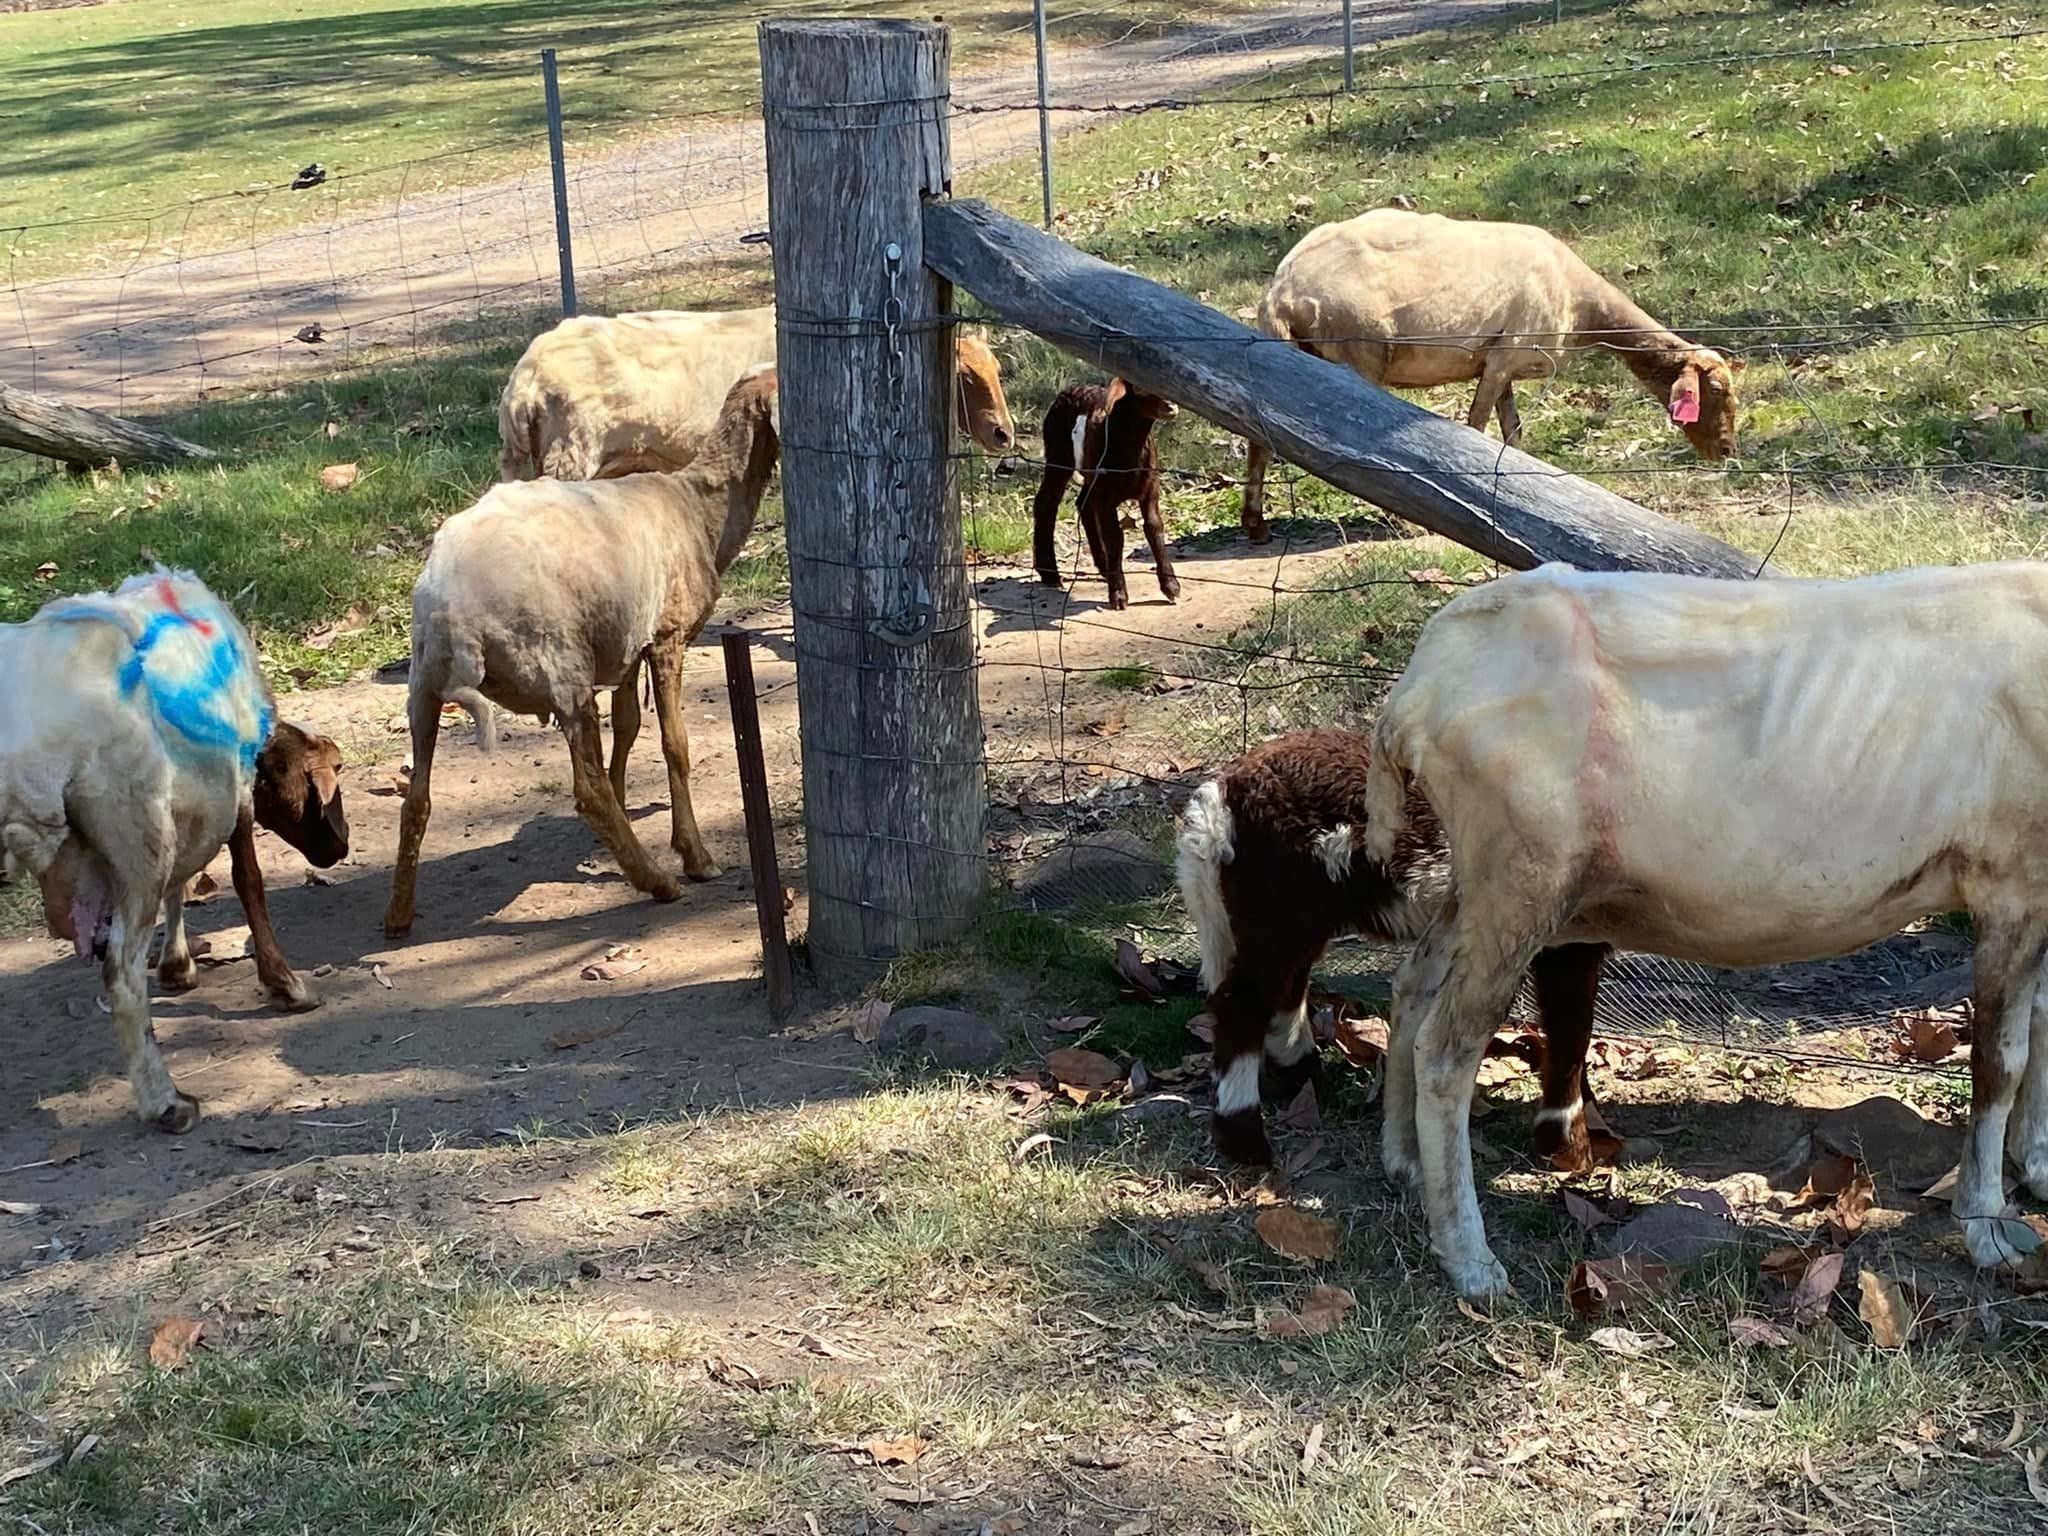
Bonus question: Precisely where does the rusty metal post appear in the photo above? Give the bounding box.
[721,629,795,1018]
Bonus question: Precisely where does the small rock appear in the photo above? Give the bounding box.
[1013,830,1169,911]
[1815,1096,1959,1192]
[877,1006,1008,1068]
[579,1259,601,1279]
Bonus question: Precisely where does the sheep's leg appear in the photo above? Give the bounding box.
[156,882,197,993]
[1138,479,1180,602]
[1241,442,1272,543]
[383,682,443,939]
[2010,966,2048,1199]
[1211,961,1283,1168]
[231,807,316,1011]
[563,699,681,902]
[1527,942,1609,1167]
[1411,909,1545,1300]
[1466,374,1511,438]
[647,635,720,882]
[1091,498,1130,611]
[1382,893,1459,1190]
[1494,386,1523,447]
[1958,919,2044,1267]
[609,656,643,807]
[100,826,195,1132]
[1032,466,1075,587]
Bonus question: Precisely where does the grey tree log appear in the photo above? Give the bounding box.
[0,381,216,469]
[760,19,988,980]
[924,199,1759,579]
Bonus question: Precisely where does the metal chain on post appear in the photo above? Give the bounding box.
[871,241,934,648]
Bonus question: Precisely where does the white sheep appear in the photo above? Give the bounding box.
[1365,561,2048,1298]
[1241,209,1743,540]
[1,571,349,1131]
[497,306,1014,480]
[384,367,782,938]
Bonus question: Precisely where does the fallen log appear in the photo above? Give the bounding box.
[0,381,216,470]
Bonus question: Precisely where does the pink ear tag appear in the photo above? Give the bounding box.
[1669,382,1701,425]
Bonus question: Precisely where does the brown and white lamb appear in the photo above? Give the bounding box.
[1031,378,1180,610]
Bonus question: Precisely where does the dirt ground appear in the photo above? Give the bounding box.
[0,526,1367,1304]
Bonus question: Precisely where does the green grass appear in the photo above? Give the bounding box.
[9,1085,2045,1535]
[0,0,1258,281]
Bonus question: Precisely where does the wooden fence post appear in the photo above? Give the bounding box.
[759,19,987,983]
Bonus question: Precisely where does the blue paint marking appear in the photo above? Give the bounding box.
[43,583,270,774]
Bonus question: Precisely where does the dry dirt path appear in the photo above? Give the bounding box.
[0,0,1522,412]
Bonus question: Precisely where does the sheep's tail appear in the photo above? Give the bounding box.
[446,689,497,756]
[1362,716,1411,870]
[1175,778,1236,994]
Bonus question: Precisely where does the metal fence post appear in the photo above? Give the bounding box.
[1342,0,1354,91]
[1033,0,1055,228]
[541,48,578,318]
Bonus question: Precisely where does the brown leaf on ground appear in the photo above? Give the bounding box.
[1278,1081,1321,1132]
[847,999,890,1045]
[1730,1315,1796,1350]
[1890,1009,1965,1064]
[1046,1046,1123,1091]
[1761,1245,1816,1283]
[1589,1326,1676,1357]
[1796,1154,1861,1206]
[1791,1250,1846,1325]
[864,1434,930,1467]
[1185,1011,1217,1045]
[1047,1014,1099,1035]
[148,1317,204,1370]
[1264,1284,1355,1337]
[1826,1170,1877,1243]
[580,957,648,981]
[1562,1189,1611,1232]
[1114,940,1167,999]
[1255,1206,1339,1262]
[319,462,359,491]
[1566,1256,1674,1317]
[2024,1447,2048,1510]
[1857,1271,1916,1349]
[548,1021,623,1051]
[1081,709,1127,738]
[1334,1013,1389,1067]
[302,604,371,651]
[1301,1420,1325,1472]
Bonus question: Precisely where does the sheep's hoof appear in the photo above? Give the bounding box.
[1211,1109,1274,1169]
[156,958,199,993]
[1243,523,1271,546]
[154,1093,201,1135]
[646,874,684,903]
[383,910,415,941]
[1442,1250,1511,1301]
[1158,575,1181,602]
[683,859,722,883]
[1035,569,1062,589]
[267,973,321,1013]
[1106,592,1130,612]
[1959,1211,2033,1270]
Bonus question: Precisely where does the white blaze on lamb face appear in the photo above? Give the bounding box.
[1367,559,2048,1300]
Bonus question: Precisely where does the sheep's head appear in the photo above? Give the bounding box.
[253,722,350,868]
[1668,349,1742,460]
[953,333,1016,453]
[1105,376,1180,423]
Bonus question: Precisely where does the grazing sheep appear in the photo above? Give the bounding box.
[497,307,1014,481]
[1241,209,1743,540]
[384,367,782,939]
[1031,378,1180,610]
[1177,729,1608,1170]
[1367,561,2048,1298]
[2,571,349,1131]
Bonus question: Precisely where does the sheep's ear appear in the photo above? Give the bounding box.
[767,386,781,439]
[1104,377,1128,411]
[1727,355,1747,374]
[1668,363,1702,425]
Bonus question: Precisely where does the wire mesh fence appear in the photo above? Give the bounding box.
[5,2,2044,1075]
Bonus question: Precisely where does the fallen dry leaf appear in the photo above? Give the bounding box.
[1826,1169,1877,1244]
[1334,1013,1388,1067]
[188,871,221,904]
[864,1434,929,1467]
[148,1317,204,1370]
[1255,1206,1339,1263]
[371,963,394,989]
[1046,1046,1123,1091]
[33,560,58,582]
[1891,1009,1965,1064]
[1301,1421,1325,1472]
[1797,1154,1860,1206]
[1278,1080,1321,1131]
[0,1453,60,1487]
[319,462,359,492]
[1857,1270,1916,1350]
[1047,1014,1100,1035]
[1264,1284,1355,1337]
[2025,1446,2048,1511]
[1011,1131,1058,1162]
[1730,1315,1796,1350]
[1185,1011,1217,1045]
[1589,1326,1676,1358]
[1791,1250,1846,1325]
[847,999,890,1045]
[1563,1189,1611,1232]
[302,604,371,652]
[0,1200,43,1218]
[1566,1256,1673,1317]
[580,957,649,981]
[1114,940,1166,999]
[1761,1244,1816,1283]
[1080,710,1127,738]
[547,1021,623,1051]
[230,1121,291,1153]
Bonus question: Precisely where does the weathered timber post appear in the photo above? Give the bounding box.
[759,19,987,982]
[923,200,1759,578]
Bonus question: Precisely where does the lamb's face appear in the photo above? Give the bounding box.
[1671,350,1742,461]
[253,722,350,868]
[953,334,1016,453]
